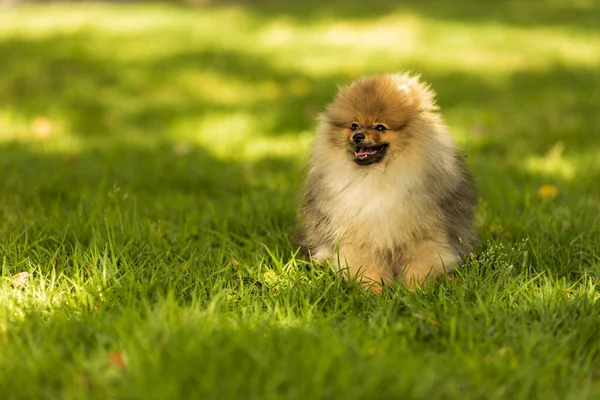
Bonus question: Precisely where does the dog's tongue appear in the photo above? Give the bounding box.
[355,147,373,157]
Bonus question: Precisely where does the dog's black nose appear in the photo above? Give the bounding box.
[352,133,365,143]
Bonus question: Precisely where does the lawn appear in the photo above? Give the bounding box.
[1,1,599,398]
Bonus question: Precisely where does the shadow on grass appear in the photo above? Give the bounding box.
[0,140,301,258]
[0,32,341,137]
[1,31,599,148]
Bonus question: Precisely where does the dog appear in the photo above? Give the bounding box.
[296,72,477,291]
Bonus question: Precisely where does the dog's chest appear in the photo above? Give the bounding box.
[326,168,429,249]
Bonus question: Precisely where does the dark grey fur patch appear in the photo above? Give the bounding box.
[294,172,335,259]
[438,154,478,257]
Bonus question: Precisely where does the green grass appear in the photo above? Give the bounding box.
[1,1,600,398]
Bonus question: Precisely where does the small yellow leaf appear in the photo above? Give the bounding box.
[226,295,233,301]
[538,185,558,199]
[180,265,189,271]
[263,269,278,284]
[498,346,511,357]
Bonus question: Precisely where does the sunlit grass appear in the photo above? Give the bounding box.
[1,1,600,399]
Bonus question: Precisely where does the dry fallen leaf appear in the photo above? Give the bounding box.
[231,258,239,266]
[32,117,53,139]
[538,185,558,199]
[11,272,30,290]
[108,352,126,369]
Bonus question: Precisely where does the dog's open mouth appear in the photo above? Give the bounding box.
[353,144,388,165]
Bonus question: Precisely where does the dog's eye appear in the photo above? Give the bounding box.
[350,123,359,131]
[374,124,387,132]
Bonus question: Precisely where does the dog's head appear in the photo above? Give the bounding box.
[321,73,440,166]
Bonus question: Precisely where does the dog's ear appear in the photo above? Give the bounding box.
[393,73,438,112]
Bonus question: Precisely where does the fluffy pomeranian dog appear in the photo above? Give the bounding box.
[297,73,477,291]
